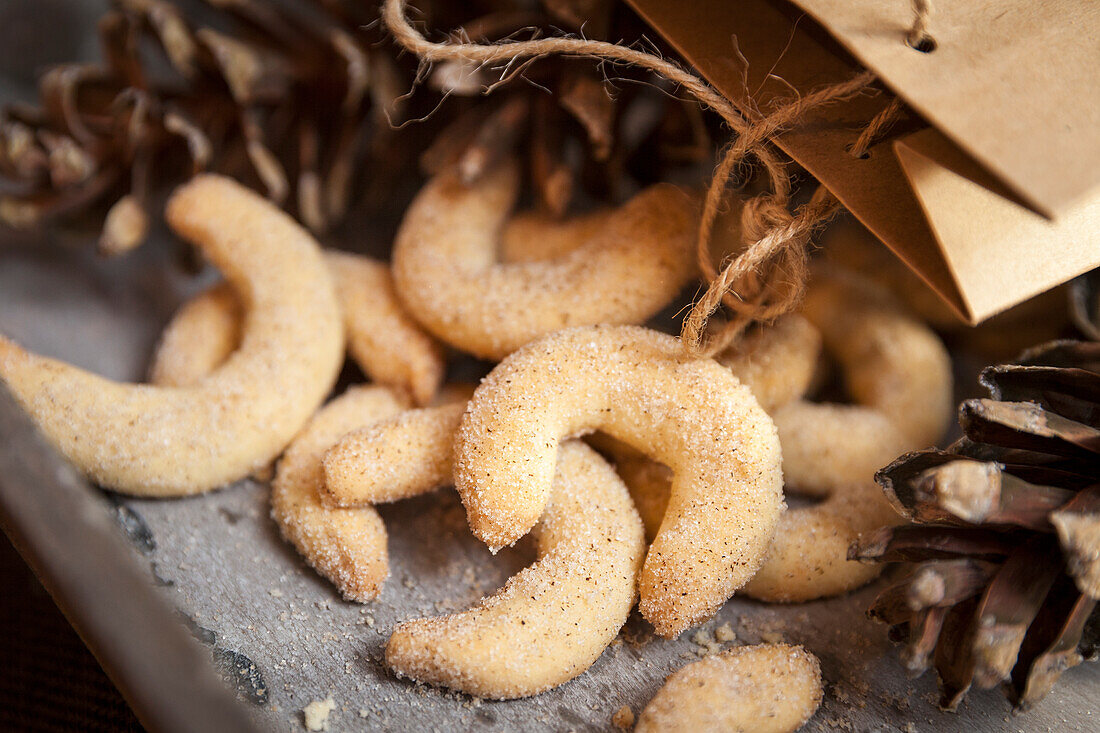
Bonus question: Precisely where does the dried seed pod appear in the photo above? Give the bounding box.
[861,339,1100,712]
[558,70,615,162]
[3,0,703,245]
[0,0,438,241]
[910,460,1074,530]
[1050,486,1100,599]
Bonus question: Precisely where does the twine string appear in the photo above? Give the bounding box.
[382,0,891,356]
[907,0,935,49]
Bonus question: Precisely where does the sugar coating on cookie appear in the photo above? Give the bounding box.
[498,209,611,264]
[150,251,444,406]
[392,162,698,360]
[801,265,953,448]
[386,441,645,699]
[735,269,950,601]
[717,313,822,413]
[323,401,465,507]
[635,643,823,733]
[454,325,783,637]
[272,385,410,601]
[596,289,938,603]
[771,401,911,499]
[326,251,445,406]
[0,174,344,496]
[148,282,242,388]
[738,402,909,602]
[314,385,642,695]
[610,382,925,605]
[589,434,672,544]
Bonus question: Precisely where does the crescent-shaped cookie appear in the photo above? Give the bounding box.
[271,385,409,601]
[322,401,465,507]
[392,162,698,359]
[740,402,909,602]
[150,251,444,406]
[717,313,822,414]
[635,643,823,733]
[0,174,344,496]
[800,265,952,448]
[454,325,783,637]
[314,404,645,698]
[386,441,644,699]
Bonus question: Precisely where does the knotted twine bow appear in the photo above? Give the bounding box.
[382,0,903,357]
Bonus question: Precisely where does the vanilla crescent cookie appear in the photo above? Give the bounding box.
[498,209,611,264]
[740,402,909,602]
[717,313,822,414]
[272,385,409,601]
[635,643,823,733]
[740,270,951,600]
[391,161,698,360]
[327,251,445,406]
[319,402,644,697]
[320,381,477,508]
[150,251,444,406]
[0,174,344,496]
[800,265,953,448]
[591,285,947,603]
[148,282,243,389]
[386,441,645,699]
[602,412,905,603]
[592,313,819,544]
[322,401,465,507]
[454,325,784,637]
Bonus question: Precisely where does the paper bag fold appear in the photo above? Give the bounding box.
[626,0,1100,324]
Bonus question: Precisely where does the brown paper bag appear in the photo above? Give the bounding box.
[625,0,1100,324]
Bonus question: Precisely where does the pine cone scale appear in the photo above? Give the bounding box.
[862,339,1100,712]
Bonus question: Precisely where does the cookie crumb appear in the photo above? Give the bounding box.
[714,623,736,643]
[691,628,722,656]
[268,588,284,598]
[612,704,634,730]
[302,697,335,731]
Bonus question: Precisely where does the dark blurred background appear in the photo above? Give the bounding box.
[0,2,143,729]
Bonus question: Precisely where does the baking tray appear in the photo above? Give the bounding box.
[3,203,1100,733]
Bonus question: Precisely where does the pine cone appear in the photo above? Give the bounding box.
[416,1,714,215]
[0,0,708,248]
[851,339,1100,713]
[0,0,441,246]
